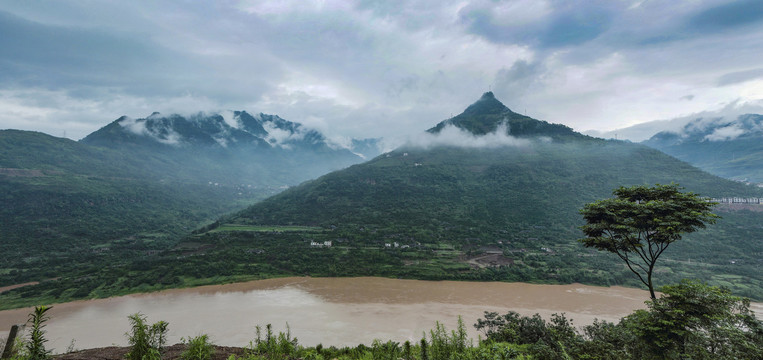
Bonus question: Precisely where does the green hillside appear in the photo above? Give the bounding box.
[165,94,763,299]
[0,130,272,305]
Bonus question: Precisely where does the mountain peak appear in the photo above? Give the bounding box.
[461,92,511,117]
[427,93,578,139]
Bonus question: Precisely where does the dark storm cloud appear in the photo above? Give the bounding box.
[687,0,763,33]
[457,0,615,49]
[0,11,164,91]
[716,68,763,86]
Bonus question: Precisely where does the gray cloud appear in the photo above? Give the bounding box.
[492,60,545,103]
[1,0,763,144]
[457,0,616,49]
[687,0,763,33]
[717,68,763,86]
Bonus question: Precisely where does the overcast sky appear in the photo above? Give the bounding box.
[2,0,763,141]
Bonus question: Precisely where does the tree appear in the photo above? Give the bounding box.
[624,280,763,359]
[579,184,717,299]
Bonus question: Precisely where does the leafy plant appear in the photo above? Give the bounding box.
[125,313,168,360]
[180,334,215,360]
[247,324,298,359]
[26,305,52,360]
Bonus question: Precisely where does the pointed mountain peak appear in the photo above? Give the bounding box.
[480,91,495,100]
[427,93,579,139]
[461,92,512,117]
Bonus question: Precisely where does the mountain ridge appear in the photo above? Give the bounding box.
[642,114,763,182]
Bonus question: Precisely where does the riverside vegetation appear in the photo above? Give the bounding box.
[3,280,761,359]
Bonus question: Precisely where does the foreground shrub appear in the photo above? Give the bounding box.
[26,305,52,360]
[125,313,168,360]
[181,334,215,360]
[624,280,763,360]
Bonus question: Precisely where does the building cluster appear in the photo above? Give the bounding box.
[310,240,332,247]
[710,197,763,204]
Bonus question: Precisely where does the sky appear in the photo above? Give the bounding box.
[2,0,763,142]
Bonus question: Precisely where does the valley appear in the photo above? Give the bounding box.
[2,93,761,312]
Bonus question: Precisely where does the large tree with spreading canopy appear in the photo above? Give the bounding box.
[579,184,718,299]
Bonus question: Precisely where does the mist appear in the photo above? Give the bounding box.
[398,122,532,150]
[589,99,763,142]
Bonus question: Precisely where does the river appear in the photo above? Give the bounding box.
[1,277,758,353]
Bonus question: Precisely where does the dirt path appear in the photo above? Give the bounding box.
[0,282,39,294]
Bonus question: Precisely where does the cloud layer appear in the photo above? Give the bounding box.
[1,1,762,141]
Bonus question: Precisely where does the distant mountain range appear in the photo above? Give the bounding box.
[641,114,763,183]
[80,110,382,185]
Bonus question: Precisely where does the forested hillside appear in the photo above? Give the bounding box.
[173,94,763,299]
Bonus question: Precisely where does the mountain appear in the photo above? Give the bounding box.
[80,111,375,186]
[428,92,583,140]
[166,93,763,299]
[642,114,763,183]
[0,111,378,307]
[0,129,272,283]
[4,94,762,307]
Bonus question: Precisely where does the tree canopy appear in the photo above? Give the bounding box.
[579,184,718,299]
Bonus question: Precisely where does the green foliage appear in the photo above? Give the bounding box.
[474,280,763,359]
[424,317,471,360]
[474,311,579,359]
[181,334,215,360]
[125,313,168,360]
[624,280,763,359]
[26,305,51,360]
[5,335,29,360]
[246,324,298,359]
[580,184,719,298]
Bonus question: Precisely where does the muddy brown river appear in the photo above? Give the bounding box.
[1,277,760,353]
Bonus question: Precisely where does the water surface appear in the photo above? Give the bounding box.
[1,277,739,352]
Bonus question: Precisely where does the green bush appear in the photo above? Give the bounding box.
[181,334,215,360]
[124,313,168,360]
